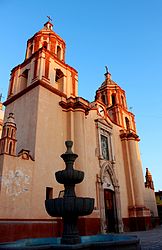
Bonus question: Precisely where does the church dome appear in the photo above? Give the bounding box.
[25,20,66,62]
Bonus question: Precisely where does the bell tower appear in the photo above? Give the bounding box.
[7,20,78,99]
[95,68,136,132]
[96,68,151,229]
[0,113,17,156]
[3,20,78,159]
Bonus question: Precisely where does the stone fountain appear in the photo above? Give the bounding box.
[45,140,94,244]
[0,141,141,249]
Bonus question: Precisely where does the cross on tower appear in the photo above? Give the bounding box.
[47,16,52,23]
[105,66,109,74]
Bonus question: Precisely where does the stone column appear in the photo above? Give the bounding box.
[120,132,135,207]
[99,184,107,233]
[74,109,87,196]
[127,135,145,206]
[67,110,74,143]
[114,186,123,233]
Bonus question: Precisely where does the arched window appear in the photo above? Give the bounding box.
[43,41,48,49]
[121,95,125,107]
[8,141,12,155]
[111,94,116,106]
[101,94,107,105]
[7,127,10,137]
[125,117,130,130]
[21,69,28,90]
[28,44,33,57]
[55,69,64,92]
[11,128,14,138]
[56,46,61,60]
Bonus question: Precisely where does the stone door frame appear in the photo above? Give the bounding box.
[99,161,123,233]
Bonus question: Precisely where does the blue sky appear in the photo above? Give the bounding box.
[0,0,162,191]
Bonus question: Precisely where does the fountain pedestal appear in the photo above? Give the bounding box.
[45,141,94,244]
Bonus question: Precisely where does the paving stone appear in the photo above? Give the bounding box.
[123,225,162,250]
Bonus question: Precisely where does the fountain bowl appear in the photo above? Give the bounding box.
[55,169,84,184]
[45,197,94,217]
[0,234,141,249]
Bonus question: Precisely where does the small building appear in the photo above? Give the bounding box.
[155,191,162,224]
[0,20,158,242]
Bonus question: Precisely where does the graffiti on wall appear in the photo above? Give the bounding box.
[0,169,31,199]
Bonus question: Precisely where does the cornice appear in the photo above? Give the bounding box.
[11,48,78,75]
[27,29,65,45]
[108,105,135,118]
[3,80,67,106]
[95,118,113,129]
[120,129,140,141]
[59,97,90,114]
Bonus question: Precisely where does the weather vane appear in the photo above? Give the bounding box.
[47,16,52,22]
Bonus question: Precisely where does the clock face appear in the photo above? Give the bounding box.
[98,106,105,117]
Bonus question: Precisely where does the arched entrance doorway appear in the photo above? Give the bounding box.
[100,161,123,233]
[104,189,116,232]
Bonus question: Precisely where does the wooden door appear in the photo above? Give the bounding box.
[104,189,116,232]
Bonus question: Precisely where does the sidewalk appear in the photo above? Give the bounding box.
[123,225,162,250]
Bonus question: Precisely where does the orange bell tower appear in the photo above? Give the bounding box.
[96,68,151,228]
[7,19,78,100]
[4,19,78,159]
[95,67,136,132]
[0,113,17,156]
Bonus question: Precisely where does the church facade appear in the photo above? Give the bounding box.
[0,21,158,242]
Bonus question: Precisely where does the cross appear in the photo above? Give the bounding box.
[105,66,109,74]
[47,16,52,22]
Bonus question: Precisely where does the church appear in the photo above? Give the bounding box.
[0,20,158,242]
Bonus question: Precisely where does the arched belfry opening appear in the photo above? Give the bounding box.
[121,95,124,107]
[56,45,61,60]
[21,69,29,91]
[125,117,130,130]
[99,162,123,233]
[55,69,64,92]
[111,94,116,106]
[43,41,48,49]
[101,93,107,105]
[28,44,33,58]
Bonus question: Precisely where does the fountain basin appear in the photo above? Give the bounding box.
[0,234,141,249]
[55,169,84,184]
[45,197,94,217]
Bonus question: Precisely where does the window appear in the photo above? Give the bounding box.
[55,69,64,92]
[55,69,64,83]
[96,120,114,162]
[100,128,113,161]
[125,117,130,130]
[21,69,29,90]
[56,46,61,60]
[111,94,116,106]
[121,95,124,106]
[46,187,53,200]
[43,41,48,49]
[101,94,107,105]
[7,127,10,137]
[8,141,12,155]
[11,129,14,138]
[101,135,109,160]
[28,44,33,57]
